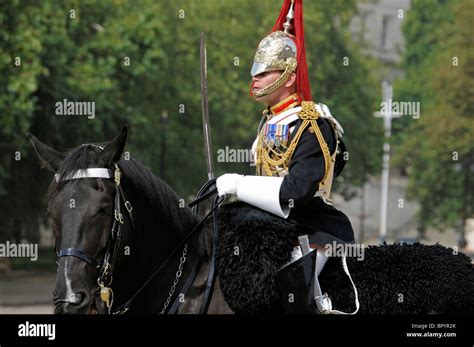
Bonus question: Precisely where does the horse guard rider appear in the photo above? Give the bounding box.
[216,0,359,314]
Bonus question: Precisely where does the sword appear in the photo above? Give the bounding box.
[199,34,218,315]
[200,32,215,180]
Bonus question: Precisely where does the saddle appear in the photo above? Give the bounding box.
[216,202,298,314]
[216,202,359,314]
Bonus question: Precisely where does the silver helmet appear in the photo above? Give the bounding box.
[251,31,297,78]
[250,1,297,98]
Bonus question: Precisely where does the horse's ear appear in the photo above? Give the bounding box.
[27,133,65,172]
[99,125,128,167]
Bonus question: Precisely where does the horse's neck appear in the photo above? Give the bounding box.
[122,176,201,266]
[119,183,231,314]
[110,179,200,312]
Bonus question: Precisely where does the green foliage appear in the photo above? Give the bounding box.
[0,0,380,241]
[394,0,473,229]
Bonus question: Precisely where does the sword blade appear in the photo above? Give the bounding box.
[200,32,215,180]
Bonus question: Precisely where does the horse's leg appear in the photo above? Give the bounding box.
[177,260,233,314]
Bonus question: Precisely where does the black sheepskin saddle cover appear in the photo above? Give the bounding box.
[214,202,474,314]
[216,202,300,314]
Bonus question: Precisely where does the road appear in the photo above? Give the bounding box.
[0,271,55,314]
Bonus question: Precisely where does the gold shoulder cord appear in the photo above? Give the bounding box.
[257,101,332,182]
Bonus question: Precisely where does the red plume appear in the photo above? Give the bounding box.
[271,0,312,101]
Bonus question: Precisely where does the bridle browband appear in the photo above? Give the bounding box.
[55,168,112,182]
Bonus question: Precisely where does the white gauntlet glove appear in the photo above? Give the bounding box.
[216,173,244,197]
[216,174,290,218]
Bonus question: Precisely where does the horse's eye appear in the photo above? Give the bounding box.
[98,206,108,216]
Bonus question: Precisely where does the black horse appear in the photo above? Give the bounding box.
[28,127,474,314]
[28,126,230,314]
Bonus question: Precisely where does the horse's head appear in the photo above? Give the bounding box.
[28,126,128,314]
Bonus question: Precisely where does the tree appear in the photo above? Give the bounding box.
[0,0,381,244]
[393,0,473,234]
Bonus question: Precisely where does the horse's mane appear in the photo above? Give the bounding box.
[46,144,200,238]
[118,155,200,235]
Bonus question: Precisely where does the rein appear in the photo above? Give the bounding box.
[113,180,221,314]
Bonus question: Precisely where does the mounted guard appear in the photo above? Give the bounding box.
[216,0,358,314]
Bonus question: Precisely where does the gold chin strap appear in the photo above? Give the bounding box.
[254,58,297,98]
[257,101,334,201]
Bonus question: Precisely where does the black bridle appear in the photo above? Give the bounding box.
[54,160,220,314]
[57,248,100,267]
[55,163,135,312]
